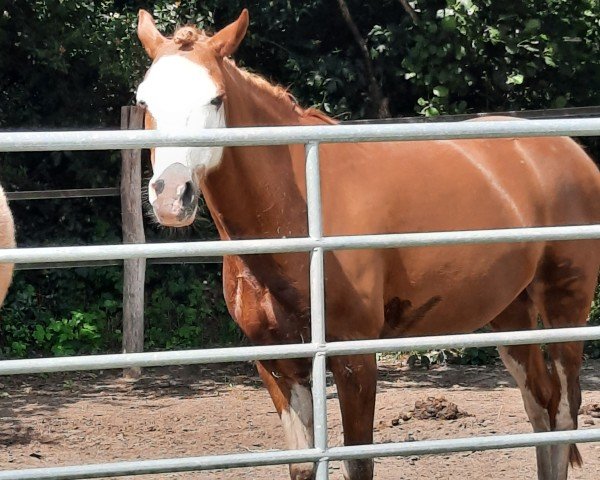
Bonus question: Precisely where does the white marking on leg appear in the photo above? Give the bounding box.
[499,348,551,432]
[281,384,314,478]
[552,362,574,479]
[498,347,552,480]
[554,362,573,431]
[281,384,314,450]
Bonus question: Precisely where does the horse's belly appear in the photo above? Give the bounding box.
[382,242,541,337]
[393,289,516,337]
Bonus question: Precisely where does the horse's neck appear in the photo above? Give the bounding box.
[201,62,311,241]
[200,64,316,312]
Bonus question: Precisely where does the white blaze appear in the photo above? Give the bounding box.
[136,55,226,203]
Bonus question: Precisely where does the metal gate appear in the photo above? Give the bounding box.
[1,118,600,479]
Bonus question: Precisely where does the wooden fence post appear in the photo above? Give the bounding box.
[120,106,146,379]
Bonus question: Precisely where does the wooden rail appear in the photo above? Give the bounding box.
[5,187,120,201]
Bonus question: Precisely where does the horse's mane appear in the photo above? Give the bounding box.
[226,58,338,125]
[172,25,338,125]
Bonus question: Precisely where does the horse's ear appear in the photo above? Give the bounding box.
[208,9,249,58]
[137,9,166,59]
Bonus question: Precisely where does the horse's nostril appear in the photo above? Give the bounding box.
[153,179,165,195]
[181,181,195,207]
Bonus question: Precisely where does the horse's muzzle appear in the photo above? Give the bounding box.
[150,163,199,227]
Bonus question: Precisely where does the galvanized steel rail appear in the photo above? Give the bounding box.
[2,429,600,480]
[1,117,600,152]
[0,225,598,264]
[1,326,600,376]
[1,118,599,479]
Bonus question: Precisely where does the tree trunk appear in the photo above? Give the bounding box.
[336,0,390,118]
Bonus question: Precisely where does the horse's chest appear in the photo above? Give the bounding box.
[222,259,309,344]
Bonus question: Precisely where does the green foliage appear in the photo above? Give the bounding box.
[0,268,122,357]
[6,1,598,124]
[407,346,499,367]
[0,263,235,357]
[591,285,600,324]
[144,265,241,350]
[32,312,103,356]
[3,0,600,119]
[397,0,600,116]
[457,346,499,365]
[587,283,600,358]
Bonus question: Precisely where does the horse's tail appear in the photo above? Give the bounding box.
[570,444,583,468]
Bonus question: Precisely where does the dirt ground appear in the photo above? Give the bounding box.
[1,358,599,480]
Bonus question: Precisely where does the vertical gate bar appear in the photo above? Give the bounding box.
[305,141,329,478]
[305,142,323,240]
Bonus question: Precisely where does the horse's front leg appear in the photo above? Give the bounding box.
[329,353,377,480]
[256,359,315,480]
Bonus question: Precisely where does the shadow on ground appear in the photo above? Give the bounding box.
[1,358,599,449]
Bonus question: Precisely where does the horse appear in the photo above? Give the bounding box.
[0,184,14,307]
[135,9,600,480]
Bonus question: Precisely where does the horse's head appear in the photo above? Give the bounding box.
[136,9,249,227]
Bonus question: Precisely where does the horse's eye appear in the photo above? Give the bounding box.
[210,95,224,108]
[137,99,147,108]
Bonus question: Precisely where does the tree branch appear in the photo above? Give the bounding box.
[397,0,419,25]
[336,0,390,118]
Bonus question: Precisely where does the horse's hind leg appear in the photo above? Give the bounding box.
[490,291,554,479]
[256,360,315,480]
[527,246,598,479]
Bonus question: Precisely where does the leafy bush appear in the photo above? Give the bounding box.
[31,312,104,356]
[144,265,242,350]
[0,263,237,357]
[587,283,600,358]
[406,346,499,367]
[1,267,121,357]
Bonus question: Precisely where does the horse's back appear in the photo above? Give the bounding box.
[514,135,599,224]
[322,117,599,234]
[488,121,600,276]
[467,126,600,290]
[317,119,599,337]
[447,115,599,227]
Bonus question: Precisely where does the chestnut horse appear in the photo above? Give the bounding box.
[136,9,600,480]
